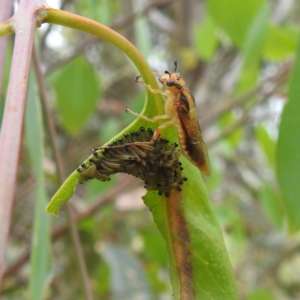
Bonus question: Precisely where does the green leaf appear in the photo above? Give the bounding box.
[51,56,100,135]
[144,157,238,299]
[277,35,300,233]
[256,124,275,167]
[237,62,259,94]
[141,227,168,265]
[25,70,51,299]
[238,2,268,93]
[247,288,274,300]
[219,112,242,147]
[194,15,218,61]
[259,184,283,229]
[46,171,79,216]
[263,25,297,61]
[133,0,152,58]
[93,0,112,25]
[207,0,266,47]
[242,2,268,69]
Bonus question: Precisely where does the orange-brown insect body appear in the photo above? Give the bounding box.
[157,71,210,176]
[129,62,210,176]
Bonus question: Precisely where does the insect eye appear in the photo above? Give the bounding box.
[166,80,175,87]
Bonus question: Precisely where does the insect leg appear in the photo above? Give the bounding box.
[99,139,156,152]
[135,77,168,96]
[135,72,167,82]
[125,107,170,124]
[156,119,176,129]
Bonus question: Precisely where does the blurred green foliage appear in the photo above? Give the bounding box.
[2,0,300,299]
[51,56,101,135]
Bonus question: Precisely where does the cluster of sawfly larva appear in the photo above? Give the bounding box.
[77,127,187,196]
[77,61,210,196]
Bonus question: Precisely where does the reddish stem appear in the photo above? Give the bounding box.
[0,0,47,282]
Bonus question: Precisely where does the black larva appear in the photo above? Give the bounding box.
[77,127,187,196]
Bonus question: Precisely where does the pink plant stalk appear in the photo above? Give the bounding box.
[0,0,47,283]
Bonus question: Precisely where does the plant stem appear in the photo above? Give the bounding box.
[0,0,47,282]
[32,46,94,300]
[42,8,164,117]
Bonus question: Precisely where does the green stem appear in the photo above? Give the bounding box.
[0,18,14,37]
[40,8,164,117]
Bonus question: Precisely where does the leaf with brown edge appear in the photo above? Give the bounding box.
[144,156,238,299]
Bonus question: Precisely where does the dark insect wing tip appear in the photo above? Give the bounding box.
[200,165,211,176]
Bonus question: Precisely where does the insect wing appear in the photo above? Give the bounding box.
[177,95,210,176]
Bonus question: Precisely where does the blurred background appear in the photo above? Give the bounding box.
[1,0,300,299]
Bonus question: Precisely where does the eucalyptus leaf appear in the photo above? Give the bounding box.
[25,70,51,299]
[195,15,218,61]
[277,36,300,232]
[263,25,297,61]
[207,0,265,47]
[51,56,100,135]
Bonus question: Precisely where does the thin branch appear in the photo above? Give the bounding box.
[201,60,293,129]
[207,114,251,147]
[3,175,138,280]
[32,46,93,300]
[65,205,94,300]
[39,0,75,48]
[206,63,290,146]
[45,0,173,74]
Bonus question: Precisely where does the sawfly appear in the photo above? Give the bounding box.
[127,61,210,176]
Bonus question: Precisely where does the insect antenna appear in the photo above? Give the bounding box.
[174,61,178,72]
[165,70,171,76]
